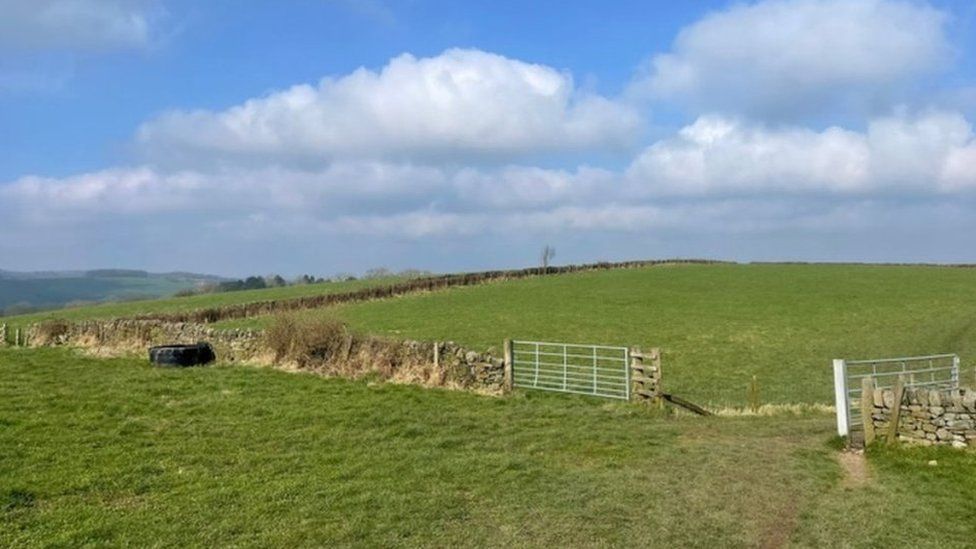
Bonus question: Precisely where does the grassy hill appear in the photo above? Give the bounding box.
[210,263,976,406]
[0,270,222,315]
[3,263,976,546]
[0,276,398,330]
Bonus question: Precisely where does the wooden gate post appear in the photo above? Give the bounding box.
[887,376,906,445]
[631,347,662,404]
[650,348,662,399]
[860,376,876,446]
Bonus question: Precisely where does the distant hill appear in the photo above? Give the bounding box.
[0,269,225,316]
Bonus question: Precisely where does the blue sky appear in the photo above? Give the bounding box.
[2,0,976,276]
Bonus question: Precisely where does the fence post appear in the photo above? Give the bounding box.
[860,376,876,446]
[748,375,760,413]
[0,323,6,346]
[503,339,513,393]
[833,359,850,437]
[952,354,960,387]
[650,347,663,408]
[629,347,642,401]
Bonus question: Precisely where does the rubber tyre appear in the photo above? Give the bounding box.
[149,343,216,367]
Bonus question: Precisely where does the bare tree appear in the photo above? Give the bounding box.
[540,244,556,270]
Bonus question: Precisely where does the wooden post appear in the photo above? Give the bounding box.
[649,347,663,408]
[748,375,760,413]
[14,328,20,347]
[887,376,906,445]
[433,342,440,370]
[629,347,662,405]
[630,347,643,401]
[503,339,513,393]
[860,376,876,446]
[0,323,6,346]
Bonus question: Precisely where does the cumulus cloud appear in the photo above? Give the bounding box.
[630,0,951,119]
[136,48,642,164]
[6,108,976,247]
[627,111,976,195]
[0,0,165,51]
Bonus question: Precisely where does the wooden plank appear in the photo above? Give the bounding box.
[662,393,712,416]
[651,348,662,398]
[887,376,905,445]
[861,376,876,446]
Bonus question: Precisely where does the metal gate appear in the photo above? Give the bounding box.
[832,353,959,436]
[511,340,630,399]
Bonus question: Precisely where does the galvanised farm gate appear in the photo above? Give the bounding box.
[509,340,632,400]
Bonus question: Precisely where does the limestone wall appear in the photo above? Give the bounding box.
[25,319,506,393]
[869,387,976,448]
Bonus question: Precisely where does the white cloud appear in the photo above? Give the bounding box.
[627,111,976,195]
[0,0,165,51]
[136,48,642,164]
[631,0,951,119]
[5,110,976,239]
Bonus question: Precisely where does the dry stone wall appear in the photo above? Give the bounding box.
[27,319,264,361]
[870,387,976,448]
[26,319,506,393]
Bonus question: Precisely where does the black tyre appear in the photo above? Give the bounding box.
[148,343,216,367]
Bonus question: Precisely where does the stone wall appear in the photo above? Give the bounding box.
[26,319,507,393]
[27,319,265,361]
[869,387,976,448]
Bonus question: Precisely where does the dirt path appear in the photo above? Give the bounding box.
[838,450,871,488]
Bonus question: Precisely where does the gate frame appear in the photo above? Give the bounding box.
[832,353,960,437]
[508,339,632,400]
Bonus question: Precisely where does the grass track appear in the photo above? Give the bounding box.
[240,264,976,406]
[2,348,975,547]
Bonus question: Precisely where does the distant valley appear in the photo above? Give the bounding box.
[0,269,224,316]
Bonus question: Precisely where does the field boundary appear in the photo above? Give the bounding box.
[114,258,730,325]
[23,317,509,393]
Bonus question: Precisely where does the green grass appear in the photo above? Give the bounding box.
[2,348,974,547]
[218,264,976,406]
[0,277,399,333]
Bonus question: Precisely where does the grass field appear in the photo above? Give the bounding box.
[213,264,976,407]
[0,277,398,334]
[3,348,975,547]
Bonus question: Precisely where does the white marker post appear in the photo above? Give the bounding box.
[832,358,849,437]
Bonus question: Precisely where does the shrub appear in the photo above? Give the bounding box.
[34,319,71,345]
[264,315,348,366]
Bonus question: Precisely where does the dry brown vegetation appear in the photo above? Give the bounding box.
[262,315,502,391]
[31,319,71,345]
